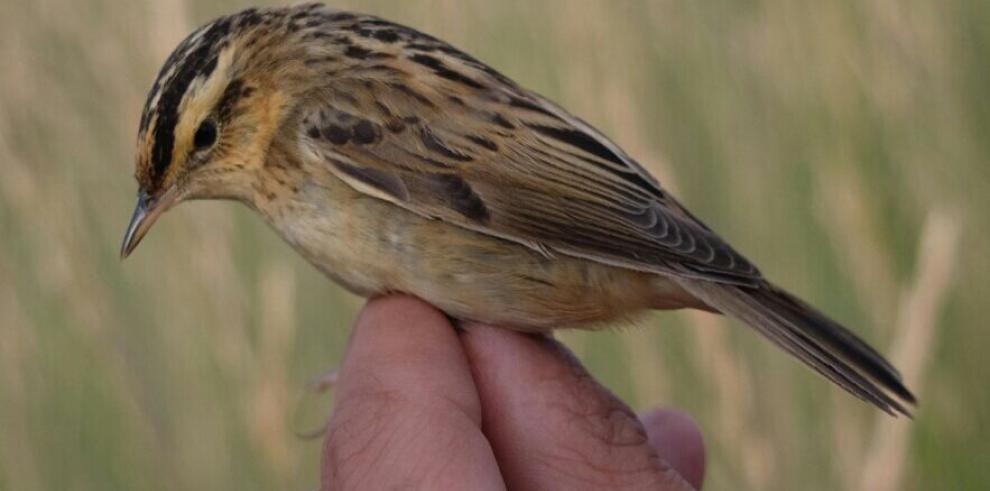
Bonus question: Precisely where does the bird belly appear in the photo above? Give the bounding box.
[261,178,694,331]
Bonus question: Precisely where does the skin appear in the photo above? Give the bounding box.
[325,295,706,490]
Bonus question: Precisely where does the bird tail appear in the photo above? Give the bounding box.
[676,278,915,416]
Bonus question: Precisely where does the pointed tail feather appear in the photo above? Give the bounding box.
[677,279,915,416]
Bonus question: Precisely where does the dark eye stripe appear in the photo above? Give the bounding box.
[216,79,251,121]
[145,17,233,191]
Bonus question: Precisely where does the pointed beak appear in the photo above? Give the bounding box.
[120,187,179,259]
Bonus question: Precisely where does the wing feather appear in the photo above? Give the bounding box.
[297,56,761,284]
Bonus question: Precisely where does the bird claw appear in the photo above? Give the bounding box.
[308,367,339,393]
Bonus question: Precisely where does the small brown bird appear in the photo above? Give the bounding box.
[121,3,914,415]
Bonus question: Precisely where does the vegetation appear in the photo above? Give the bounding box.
[1,1,985,489]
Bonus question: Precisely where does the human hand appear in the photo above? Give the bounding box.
[322,295,706,490]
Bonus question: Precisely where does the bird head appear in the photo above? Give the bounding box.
[121,6,312,258]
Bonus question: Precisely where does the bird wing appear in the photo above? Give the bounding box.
[297,51,762,285]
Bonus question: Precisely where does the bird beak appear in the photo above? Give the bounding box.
[120,186,179,259]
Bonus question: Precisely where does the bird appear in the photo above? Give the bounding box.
[120,3,915,416]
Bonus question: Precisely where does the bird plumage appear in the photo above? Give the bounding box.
[124,3,915,415]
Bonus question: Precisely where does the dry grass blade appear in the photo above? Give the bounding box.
[856,209,963,491]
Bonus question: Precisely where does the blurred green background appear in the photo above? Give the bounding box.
[1,0,986,489]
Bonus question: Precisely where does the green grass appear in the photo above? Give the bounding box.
[1,1,986,489]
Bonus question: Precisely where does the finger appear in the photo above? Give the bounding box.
[640,408,706,490]
[323,295,504,491]
[461,324,696,491]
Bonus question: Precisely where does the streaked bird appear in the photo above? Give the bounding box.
[121,3,915,415]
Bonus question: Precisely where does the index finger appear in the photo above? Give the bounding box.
[322,295,504,490]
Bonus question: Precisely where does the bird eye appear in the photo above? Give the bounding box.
[193,119,218,150]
